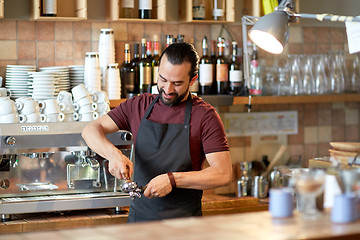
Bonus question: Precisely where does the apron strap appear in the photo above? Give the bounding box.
[143,94,161,120]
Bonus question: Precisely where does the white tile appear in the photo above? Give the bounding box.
[318,126,332,142]
[345,108,359,125]
[304,126,319,144]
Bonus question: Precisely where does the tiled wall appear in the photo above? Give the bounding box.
[0,20,359,168]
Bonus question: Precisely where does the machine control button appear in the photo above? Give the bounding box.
[0,179,10,189]
[4,136,16,146]
[121,132,132,141]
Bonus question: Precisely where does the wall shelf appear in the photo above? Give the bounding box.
[107,0,166,22]
[0,0,3,19]
[30,0,87,21]
[109,94,360,108]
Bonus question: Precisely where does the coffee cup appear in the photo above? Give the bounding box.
[59,101,75,114]
[0,88,11,97]
[0,112,19,124]
[78,112,98,122]
[0,99,18,116]
[78,103,98,114]
[92,90,109,103]
[15,98,41,115]
[97,102,110,113]
[25,112,46,123]
[331,194,357,223]
[44,112,65,123]
[74,94,93,107]
[269,188,294,218]
[57,91,73,102]
[42,98,62,115]
[63,112,79,122]
[72,84,91,101]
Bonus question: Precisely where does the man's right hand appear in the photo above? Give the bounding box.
[108,152,133,180]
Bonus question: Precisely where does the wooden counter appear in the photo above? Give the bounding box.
[2,210,360,240]
[0,194,267,234]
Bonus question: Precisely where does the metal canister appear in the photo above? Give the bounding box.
[236,176,251,197]
[270,169,282,188]
[252,176,269,199]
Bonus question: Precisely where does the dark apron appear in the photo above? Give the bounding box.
[127,94,203,222]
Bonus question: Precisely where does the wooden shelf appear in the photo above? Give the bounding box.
[107,0,166,22]
[110,94,360,108]
[30,0,87,21]
[0,0,3,19]
[179,0,234,23]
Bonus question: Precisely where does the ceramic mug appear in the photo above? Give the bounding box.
[57,91,73,102]
[72,84,91,101]
[0,88,11,97]
[78,112,98,122]
[269,188,294,218]
[74,94,93,107]
[16,98,41,115]
[25,112,46,123]
[331,194,357,223]
[78,103,98,114]
[42,98,63,115]
[0,99,18,116]
[0,113,19,124]
[44,112,65,123]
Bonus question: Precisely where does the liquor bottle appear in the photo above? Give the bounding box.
[198,36,213,95]
[120,43,136,98]
[120,0,135,18]
[139,0,152,19]
[151,35,160,94]
[146,40,153,61]
[228,41,244,96]
[139,38,152,93]
[177,35,185,43]
[192,0,205,20]
[210,40,217,94]
[41,0,57,17]
[213,0,225,21]
[130,43,140,94]
[215,37,228,94]
[166,35,174,48]
[249,43,262,96]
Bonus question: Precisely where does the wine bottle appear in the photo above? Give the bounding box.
[210,40,217,94]
[130,43,140,94]
[249,43,262,96]
[229,41,244,96]
[120,43,136,98]
[192,0,205,20]
[213,0,225,21]
[139,38,152,93]
[139,0,152,19]
[216,37,229,94]
[166,35,174,48]
[146,40,153,61]
[177,35,185,43]
[199,36,213,95]
[151,35,160,94]
[120,0,135,18]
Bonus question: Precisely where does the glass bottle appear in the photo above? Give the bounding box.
[229,41,244,96]
[213,0,225,21]
[177,34,185,43]
[199,36,213,95]
[329,52,345,94]
[210,40,217,94]
[350,54,360,93]
[139,0,152,19]
[192,0,205,20]
[139,38,152,93]
[166,35,173,48]
[216,37,229,94]
[130,43,140,94]
[249,43,262,96]
[288,54,302,95]
[120,43,136,98]
[146,40,153,61]
[302,55,314,95]
[314,56,328,95]
[120,0,135,18]
[151,35,160,94]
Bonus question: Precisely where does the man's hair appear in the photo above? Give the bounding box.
[159,42,199,79]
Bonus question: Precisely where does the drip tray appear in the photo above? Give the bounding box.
[0,192,131,215]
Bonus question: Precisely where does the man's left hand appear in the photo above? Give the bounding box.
[143,173,173,198]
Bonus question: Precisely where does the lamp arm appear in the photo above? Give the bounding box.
[293,13,360,23]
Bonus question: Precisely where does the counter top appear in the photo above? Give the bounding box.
[2,210,360,240]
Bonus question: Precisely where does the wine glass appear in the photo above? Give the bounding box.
[294,168,326,220]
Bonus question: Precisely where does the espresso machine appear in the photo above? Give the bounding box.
[0,122,133,221]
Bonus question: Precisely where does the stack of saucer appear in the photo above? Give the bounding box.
[5,65,36,99]
[39,66,71,93]
[28,72,57,100]
[69,65,85,89]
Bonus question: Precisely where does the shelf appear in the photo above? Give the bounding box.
[107,0,166,22]
[30,0,87,21]
[0,0,3,19]
[233,94,360,105]
[109,94,360,108]
[179,0,234,23]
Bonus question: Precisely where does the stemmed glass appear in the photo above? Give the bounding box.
[294,168,326,220]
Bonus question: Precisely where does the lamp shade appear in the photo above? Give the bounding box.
[249,11,290,54]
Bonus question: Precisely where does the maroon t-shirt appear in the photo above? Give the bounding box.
[107,93,229,171]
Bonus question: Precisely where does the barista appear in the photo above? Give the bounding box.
[81,42,232,222]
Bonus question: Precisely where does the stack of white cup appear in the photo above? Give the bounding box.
[106,63,121,100]
[0,97,23,124]
[99,28,115,91]
[0,87,12,98]
[84,52,102,92]
[41,98,65,123]
[91,90,110,117]
[15,97,45,123]
[72,84,99,122]
[57,91,78,122]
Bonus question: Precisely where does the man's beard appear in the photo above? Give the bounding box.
[158,88,188,106]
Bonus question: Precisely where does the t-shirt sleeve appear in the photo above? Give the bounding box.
[201,107,229,154]
[107,99,132,131]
